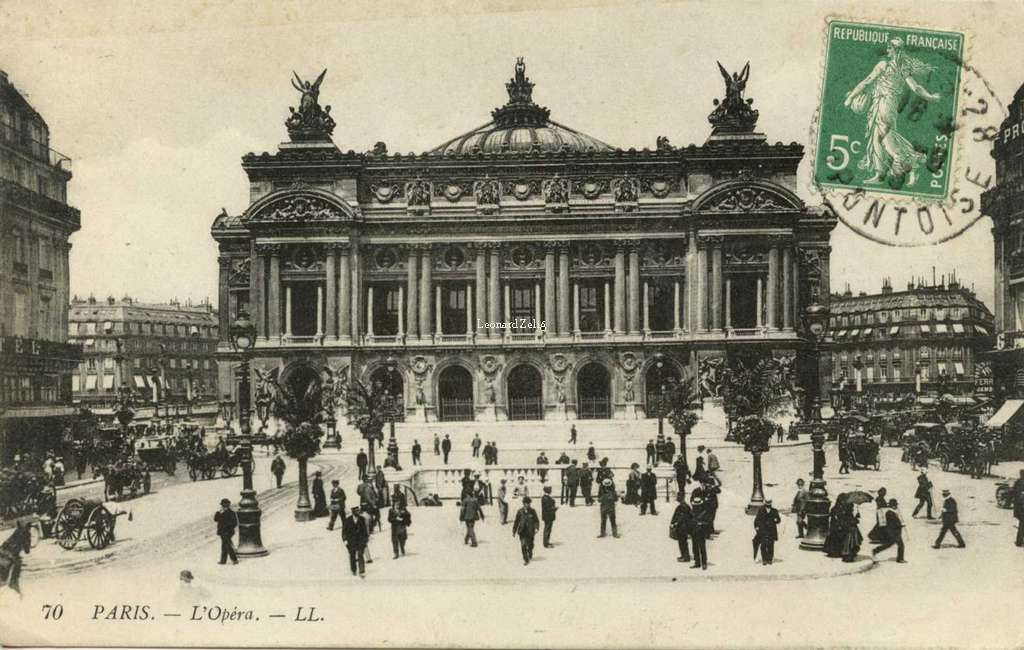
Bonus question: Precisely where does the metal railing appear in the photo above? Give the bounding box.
[578,397,611,419]
[438,397,474,421]
[508,396,542,420]
[1,122,72,170]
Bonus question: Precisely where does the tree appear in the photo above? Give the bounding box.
[717,357,796,514]
[664,376,700,499]
[267,374,325,521]
[335,376,395,474]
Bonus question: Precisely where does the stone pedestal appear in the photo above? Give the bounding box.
[413,405,428,423]
[546,403,568,420]
[480,404,498,422]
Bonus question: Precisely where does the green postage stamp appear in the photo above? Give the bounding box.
[815,20,964,200]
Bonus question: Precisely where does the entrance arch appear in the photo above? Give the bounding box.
[284,365,321,423]
[576,362,610,419]
[370,367,405,422]
[644,361,681,419]
[438,366,474,421]
[507,364,543,420]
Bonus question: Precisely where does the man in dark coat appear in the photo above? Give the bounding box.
[754,499,782,565]
[411,439,422,466]
[580,462,594,505]
[327,479,346,531]
[374,468,390,507]
[568,424,577,445]
[639,466,659,515]
[933,489,966,549]
[872,498,907,562]
[536,452,549,481]
[664,438,676,465]
[512,496,541,565]
[792,478,808,538]
[912,471,934,519]
[387,502,411,558]
[357,477,380,532]
[691,496,711,570]
[356,449,369,481]
[214,498,238,565]
[673,454,690,496]
[646,440,657,466]
[311,471,328,518]
[1013,469,1024,547]
[471,434,482,458]
[270,454,286,488]
[541,485,558,548]
[670,493,693,562]
[433,434,441,456]
[587,443,597,462]
[441,435,452,465]
[597,478,620,538]
[341,506,369,577]
[491,441,499,465]
[566,460,580,507]
[460,492,484,547]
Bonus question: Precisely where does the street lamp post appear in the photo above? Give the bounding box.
[801,302,831,551]
[321,372,341,450]
[230,310,268,557]
[386,356,399,447]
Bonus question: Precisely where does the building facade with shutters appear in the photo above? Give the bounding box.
[66,296,220,407]
[211,60,837,423]
[828,279,994,396]
[0,69,81,461]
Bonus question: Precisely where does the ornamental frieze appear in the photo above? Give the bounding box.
[370,182,403,203]
[434,181,472,202]
[639,176,682,198]
[474,179,500,214]
[612,176,640,208]
[711,187,785,212]
[438,245,469,271]
[504,243,542,270]
[542,176,569,212]
[573,241,611,268]
[501,179,538,201]
[405,178,431,214]
[253,194,349,223]
[724,247,768,265]
[641,241,684,267]
[571,178,609,200]
[228,257,251,286]
[371,246,403,271]
[283,244,325,271]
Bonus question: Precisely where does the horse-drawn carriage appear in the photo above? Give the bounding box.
[185,445,244,481]
[51,498,126,550]
[133,433,180,474]
[0,469,57,520]
[102,459,151,500]
[846,435,881,470]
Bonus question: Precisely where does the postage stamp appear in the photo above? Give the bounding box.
[815,20,964,200]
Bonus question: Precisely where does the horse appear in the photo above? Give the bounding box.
[0,519,33,597]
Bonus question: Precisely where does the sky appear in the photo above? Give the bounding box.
[1,0,1018,310]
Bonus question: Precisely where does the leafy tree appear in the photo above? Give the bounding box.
[267,375,324,520]
[335,376,400,474]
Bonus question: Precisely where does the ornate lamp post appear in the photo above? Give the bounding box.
[219,396,235,429]
[801,302,831,551]
[386,356,400,445]
[229,310,268,557]
[321,371,341,450]
[112,381,136,454]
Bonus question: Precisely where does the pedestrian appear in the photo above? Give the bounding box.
[792,478,808,538]
[471,434,482,458]
[839,501,863,562]
[511,474,529,510]
[670,492,693,563]
[536,451,549,481]
[556,451,570,465]
[460,492,484,547]
[541,485,557,548]
[580,462,594,506]
[411,439,422,466]
[327,479,346,531]
[386,434,400,468]
[391,484,407,510]
[838,433,850,474]
[596,457,614,485]
[460,469,475,499]
[664,438,676,465]
[597,478,620,538]
[497,479,509,525]
[374,467,389,507]
[872,498,907,563]
[491,441,499,465]
[587,443,597,462]
[270,454,286,488]
[692,454,708,485]
[673,454,691,497]
[52,457,65,486]
[625,463,641,506]
[706,447,721,484]
[655,434,665,467]
[646,439,657,466]
[566,460,580,507]
[387,501,411,559]
[357,477,380,532]
[933,489,966,549]
[1013,469,1024,547]
[776,424,784,444]
[341,506,369,578]
[691,496,710,570]
[441,435,452,465]
[214,498,238,565]
[754,499,781,565]
[356,448,369,481]
[512,496,541,565]
[433,433,441,456]
[568,424,577,445]
[868,487,889,543]
[912,470,934,519]
[311,471,328,518]
[639,465,658,515]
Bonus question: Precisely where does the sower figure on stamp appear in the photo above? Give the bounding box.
[214,498,238,565]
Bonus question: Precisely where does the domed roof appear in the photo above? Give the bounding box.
[429,59,615,156]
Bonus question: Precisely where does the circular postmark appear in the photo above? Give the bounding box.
[810,18,1005,247]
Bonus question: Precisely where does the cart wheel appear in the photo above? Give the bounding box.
[86,509,112,550]
[53,502,82,550]
[188,465,198,481]
[221,462,239,478]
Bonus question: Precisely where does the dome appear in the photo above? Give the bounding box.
[428,59,615,156]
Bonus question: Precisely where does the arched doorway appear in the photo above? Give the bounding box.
[438,366,474,421]
[577,362,610,419]
[370,366,405,422]
[507,365,543,420]
[285,365,321,423]
[645,360,681,419]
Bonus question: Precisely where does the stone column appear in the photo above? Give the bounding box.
[544,243,557,333]
[285,285,293,336]
[250,243,264,339]
[534,281,542,334]
[697,242,708,331]
[316,284,324,336]
[628,245,641,334]
[466,284,474,335]
[324,244,337,340]
[573,282,581,333]
[397,285,404,337]
[503,283,511,328]
[791,249,801,327]
[267,246,281,339]
[435,285,442,336]
[756,277,763,328]
[604,281,611,332]
[474,244,487,336]
[711,239,723,331]
[420,245,433,338]
[558,245,571,337]
[613,243,626,334]
[217,256,231,336]
[725,278,732,329]
[350,243,361,339]
[782,246,793,330]
[61,242,72,336]
[642,281,650,333]
[488,244,501,337]
[366,286,374,337]
[673,279,681,333]
[338,244,351,339]
[406,245,419,339]
[767,242,780,329]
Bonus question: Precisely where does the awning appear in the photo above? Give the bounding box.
[954,362,966,376]
[920,324,931,334]
[986,399,1024,428]
[975,325,990,335]
[936,324,948,334]
[890,326,900,335]
[85,375,97,390]
[850,329,860,337]
[952,323,965,334]
[133,374,146,388]
[863,327,873,336]
[836,330,847,338]
[102,375,114,389]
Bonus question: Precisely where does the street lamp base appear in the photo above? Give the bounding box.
[800,479,831,552]
[322,435,341,450]
[294,506,314,522]
[236,491,268,557]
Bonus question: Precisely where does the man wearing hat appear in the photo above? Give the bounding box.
[512,496,541,565]
[597,477,620,538]
[933,489,966,549]
[327,479,346,531]
[912,470,934,519]
[497,479,510,525]
[459,490,484,547]
[753,499,781,565]
[640,466,659,516]
[213,498,238,565]
[541,485,558,548]
[691,496,711,570]
[580,462,594,506]
[565,460,581,507]
[342,506,370,578]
